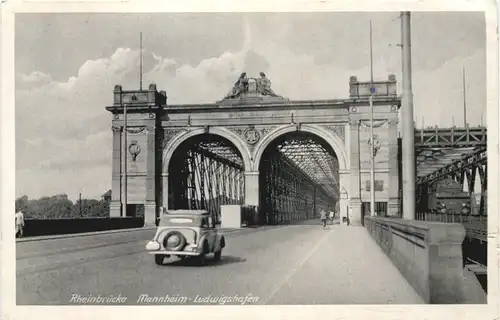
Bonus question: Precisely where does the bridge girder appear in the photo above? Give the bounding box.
[415,126,486,148]
[415,147,487,216]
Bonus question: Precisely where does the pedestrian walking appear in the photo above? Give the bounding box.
[329,211,335,225]
[320,209,327,227]
[15,210,25,238]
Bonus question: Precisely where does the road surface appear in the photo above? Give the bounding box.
[16,220,423,305]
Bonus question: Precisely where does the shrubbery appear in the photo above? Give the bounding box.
[15,190,112,219]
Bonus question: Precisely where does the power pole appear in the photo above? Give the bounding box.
[369,20,376,216]
[401,12,416,220]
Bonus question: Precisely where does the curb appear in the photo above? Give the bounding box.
[15,224,283,243]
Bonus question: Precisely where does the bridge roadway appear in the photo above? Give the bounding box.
[16,220,423,305]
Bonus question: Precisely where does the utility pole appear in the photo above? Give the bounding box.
[123,104,128,218]
[463,66,467,127]
[369,20,376,216]
[401,12,416,220]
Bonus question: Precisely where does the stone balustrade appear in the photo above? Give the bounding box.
[364,216,466,304]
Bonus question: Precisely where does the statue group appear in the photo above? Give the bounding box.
[225,72,280,99]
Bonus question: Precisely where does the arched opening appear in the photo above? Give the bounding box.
[168,134,245,223]
[258,131,340,225]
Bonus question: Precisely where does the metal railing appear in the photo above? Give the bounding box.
[415,211,487,242]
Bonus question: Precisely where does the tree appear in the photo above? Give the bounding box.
[16,190,112,219]
[15,195,29,212]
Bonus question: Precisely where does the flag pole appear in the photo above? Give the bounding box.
[463,66,467,127]
[369,20,376,216]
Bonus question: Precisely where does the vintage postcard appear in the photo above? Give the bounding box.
[1,0,498,319]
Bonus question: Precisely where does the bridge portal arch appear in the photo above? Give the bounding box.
[251,124,349,172]
[251,124,349,224]
[161,127,252,218]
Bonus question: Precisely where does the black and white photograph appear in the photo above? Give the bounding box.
[2,2,498,318]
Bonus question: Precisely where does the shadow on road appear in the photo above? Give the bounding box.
[161,255,247,267]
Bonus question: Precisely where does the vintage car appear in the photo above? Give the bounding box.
[145,209,226,265]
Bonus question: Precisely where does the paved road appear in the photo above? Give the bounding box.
[16,221,423,305]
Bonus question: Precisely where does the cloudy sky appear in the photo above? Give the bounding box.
[15,12,486,200]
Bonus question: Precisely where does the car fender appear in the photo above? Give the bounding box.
[198,234,209,252]
[153,226,169,241]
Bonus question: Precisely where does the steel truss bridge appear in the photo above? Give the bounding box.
[168,132,339,225]
[415,126,487,219]
[167,123,487,231]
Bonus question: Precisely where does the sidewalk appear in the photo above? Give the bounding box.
[266,225,424,304]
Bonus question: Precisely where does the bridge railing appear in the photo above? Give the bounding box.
[416,211,486,223]
[18,217,145,238]
[364,216,467,304]
[415,212,487,242]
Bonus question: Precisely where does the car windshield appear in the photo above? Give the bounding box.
[159,216,205,227]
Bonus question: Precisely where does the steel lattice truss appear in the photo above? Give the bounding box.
[415,126,487,184]
[414,126,488,218]
[168,136,245,222]
[193,140,244,170]
[274,136,339,199]
[416,147,477,181]
[258,132,339,224]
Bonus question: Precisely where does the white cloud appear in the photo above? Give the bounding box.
[15,30,485,200]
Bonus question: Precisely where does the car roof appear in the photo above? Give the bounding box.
[163,209,209,216]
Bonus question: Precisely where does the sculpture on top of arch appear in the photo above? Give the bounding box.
[223,72,288,102]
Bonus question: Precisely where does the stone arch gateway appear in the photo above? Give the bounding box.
[106,74,401,227]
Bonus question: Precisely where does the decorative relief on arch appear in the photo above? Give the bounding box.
[260,126,277,137]
[324,125,346,143]
[126,126,146,135]
[228,125,277,150]
[162,128,188,149]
